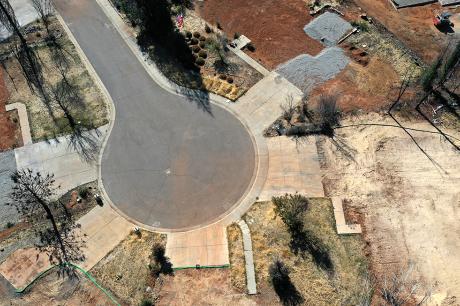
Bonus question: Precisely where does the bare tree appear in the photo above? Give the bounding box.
[31,0,54,35]
[9,169,85,275]
[0,0,45,95]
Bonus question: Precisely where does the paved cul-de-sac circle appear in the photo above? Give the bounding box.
[55,0,256,230]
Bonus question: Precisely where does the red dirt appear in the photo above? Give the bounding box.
[310,55,402,112]
[0,68,22,152]
[197,0,324,69]
[354,0,455,64]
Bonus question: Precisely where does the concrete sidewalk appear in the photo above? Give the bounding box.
[14,125,107,197]
[260,136,324,200]
[0,204,132,290]
[165,224,229,269]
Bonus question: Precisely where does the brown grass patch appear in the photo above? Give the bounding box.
[231,198,369,305]
[90,231,166,306]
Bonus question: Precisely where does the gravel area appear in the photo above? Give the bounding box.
[304,12,352,47]
[275,47,349,94]
[0,151,18,230]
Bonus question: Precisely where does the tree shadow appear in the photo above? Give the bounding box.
[135,0,211,114]
[270,260,304,306]
[151,244,174,276]
[289,227,334,275]
[67,125,102,164]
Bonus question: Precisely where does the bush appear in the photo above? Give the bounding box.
[193,31,201,38]
[185,31,192,38]
[205,24,212,33]
[227,77,233,84]
[198,50,207,58]
[219,74,227,80]
[192,45,201,53]
[316,94,340,137]
[199,42,206,48]
[351,20,369,32]
[190,38,198,45]
[199,36,206,42]
[246,42,256,52]
[78,186,90,200]
[272,194,309,229]
[234,32,241,39]
[195,57,205,66]
[139,299,153,306]
[6,222,14,229]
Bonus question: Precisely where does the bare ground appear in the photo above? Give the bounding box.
[318,113,460,303]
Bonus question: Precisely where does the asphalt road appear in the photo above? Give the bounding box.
[54,0,256,229]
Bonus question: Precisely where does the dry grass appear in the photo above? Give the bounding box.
[4,17,108,142]
[90,231,166,306]
[230,198,369,306]
[227,223,246,292]
[347,23,422,79]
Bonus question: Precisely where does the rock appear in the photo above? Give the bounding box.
[145,286,152,293]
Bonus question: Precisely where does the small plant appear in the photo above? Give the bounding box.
[6,222,15,229]
[219,74,227,80]
[199,36,206,42]
[246,42,256,52]
[205,24,212,33]
[234,32,241,39]
[193,31,201,38]
[227,77,234,84]
[216,21,223,30]
[198,50,207,58]
[189,38,198,45]
[195,57,205,66]
[185,31,192,39]
[192,45,201,53]
[199,42,206,48]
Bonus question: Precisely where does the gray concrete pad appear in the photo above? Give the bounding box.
[54,0,256,230]
[275,47,349,94]
[0,0,39,41]
[0,151,18,230]
[304,12,352,47]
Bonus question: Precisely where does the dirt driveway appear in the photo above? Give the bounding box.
[319,113,460,302]
[197,0,323,69]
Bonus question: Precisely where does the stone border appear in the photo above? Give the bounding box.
[332,197,362,234]
[237,220,257,295]
[5,102,32,145]
[56,0,269,234]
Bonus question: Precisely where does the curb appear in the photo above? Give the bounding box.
[237,220,257,295]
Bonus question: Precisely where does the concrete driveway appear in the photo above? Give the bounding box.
[54,0,255,230]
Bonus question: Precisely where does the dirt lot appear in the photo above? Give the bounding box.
[354,0,458,64]
[0,68,22,152]
[3,17,108,142]
[90,230,166,306]
[197,0,324,69]
[228,199,369,305]
[158,269,264,305]
[319,113,460,303]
